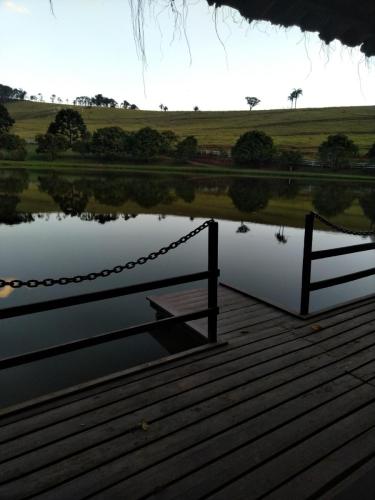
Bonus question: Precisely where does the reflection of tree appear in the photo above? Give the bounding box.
[128,179,173,208]
[0,171,32,225]
[236,221,250,233]
[228,179,270,213]
[38,175,89,216]
[270,179,300,199]
[0,170,29,194]
[175,180,196,203]
[92,178,130,206]
[359,190,375,228]
[0,194,34,225]
[312,184,355,217]
[275,225,288,244]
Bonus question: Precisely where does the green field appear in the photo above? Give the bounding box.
[6,101,375,155]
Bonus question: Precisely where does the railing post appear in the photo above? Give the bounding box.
[208,221,219,343]
[300,212,315,316]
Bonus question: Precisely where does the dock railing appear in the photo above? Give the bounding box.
[300,212,375,315]
[0,220,219,370]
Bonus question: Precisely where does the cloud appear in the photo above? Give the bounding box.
[3,0,29,14]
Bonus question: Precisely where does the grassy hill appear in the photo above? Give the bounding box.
[6,101,375,155]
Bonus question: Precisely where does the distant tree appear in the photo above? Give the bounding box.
[12,88,27,100]
[47,108,88,146]
[91,126,133,160]
[129,104,138,110]
[0,104,15,133]
[50,94,56,103]
[163,106,168,112]
[288,94,294,109]
[193,106,199,112]
[160,130,178,154]
[289,88,303,109]
[318,134,359,168]
[232,130,275,166]
[35,133,69,160]
[0,84,14,102]
[29,95,37,101]
[71,132,92,158]
[131,127,164,161]
[245,97,261,111]
[0,85,27,102]
[57,97,63,104]
[277,149,303,167]
[367,143,375,159]
[121,100,130,109]
[37,93,44,102]
[175,136,198,162]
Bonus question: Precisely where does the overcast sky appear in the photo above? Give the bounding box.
[1,0,375,111]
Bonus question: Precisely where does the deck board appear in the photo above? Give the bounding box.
[0,285,375,499]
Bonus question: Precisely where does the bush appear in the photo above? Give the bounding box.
[160,130,178,154]
[368,143,375,160]
[318,134,359,168]
[175,136,198,162]
[91,127,133,160]
[72,133,92,158]
[232,130,275,166]
[0,133,27,161]
[35,133,69,160]
[277,149,303,167]
[131,127,164,161]
[0,104,14,133]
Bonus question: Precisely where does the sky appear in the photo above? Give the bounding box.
[1,0,375,111]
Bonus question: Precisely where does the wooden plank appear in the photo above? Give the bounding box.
[6,374,361,499]
[0,338,327,460]
[264,428,375,500]
[206,403,375,500]
[350,361,375,382]
[80,388,375,499]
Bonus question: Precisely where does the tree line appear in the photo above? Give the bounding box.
[1,102,375,167]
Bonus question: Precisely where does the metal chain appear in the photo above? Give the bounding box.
[0,219,214,289]
[313,212,375,237]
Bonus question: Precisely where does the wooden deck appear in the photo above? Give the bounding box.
[0,285,375,499]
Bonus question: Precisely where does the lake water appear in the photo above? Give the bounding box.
[1,168,375,408]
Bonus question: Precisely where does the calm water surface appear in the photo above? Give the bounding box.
[1,168,375,407]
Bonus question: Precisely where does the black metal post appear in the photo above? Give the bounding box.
[208,221,219,342]
[300,212,315,315]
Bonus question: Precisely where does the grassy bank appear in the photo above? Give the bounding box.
[6,101,375,155]
[1,157,375,183]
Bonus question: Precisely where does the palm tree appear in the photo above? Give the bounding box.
[290,88,303,109]
[159,104,164,111]
[288,94,294,109]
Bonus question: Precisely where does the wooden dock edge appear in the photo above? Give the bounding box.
[221,282,375,321]
[0,341,226,419]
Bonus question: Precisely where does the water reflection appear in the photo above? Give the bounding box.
[228,179,270,213]
[0,170,33,225]
[359,190,375,229]
[312,185,355,217]
[0,170,375,231]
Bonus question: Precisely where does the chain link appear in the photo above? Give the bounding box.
[0,219,214,289]
[313,212,375,237]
